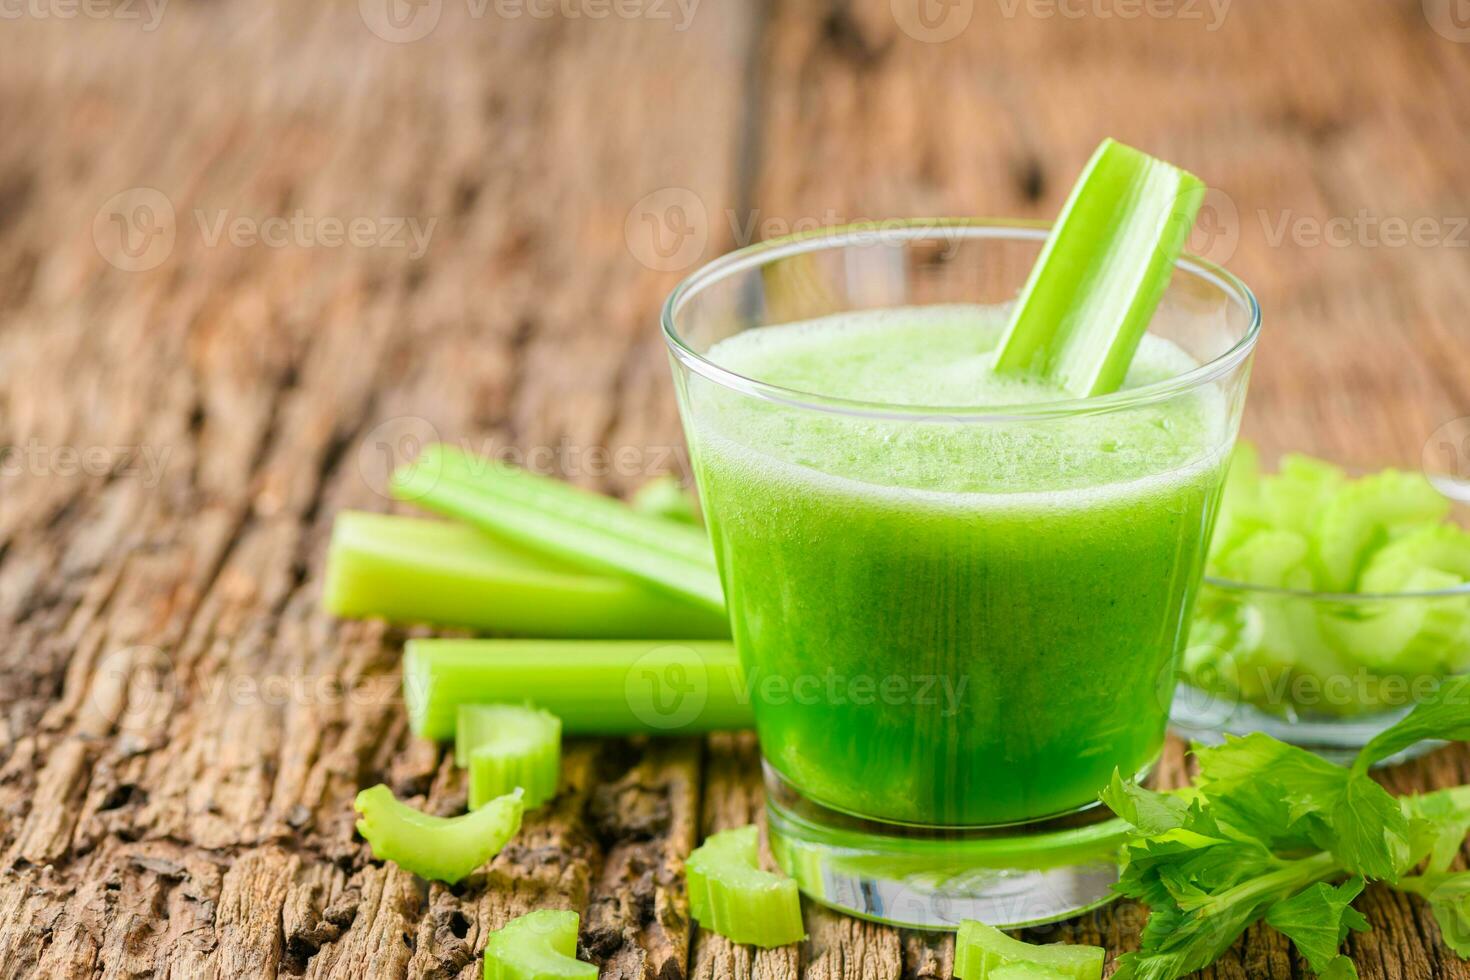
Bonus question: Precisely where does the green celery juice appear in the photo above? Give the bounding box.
[684,305,1230,827]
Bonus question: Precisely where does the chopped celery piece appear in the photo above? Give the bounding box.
[1209,441,1268,566]
[354,784,523,883]
[1322,567,1467,675]
[484,909,597,980]
[1360,523,1470,590]
[686,826,805,948]
[456,704,562,810]
[1213,529,1313,590]
[404,639,752,740]
[631,476,701,525]
[989,966,1071,980]
[1261,453,1346,538]
[1314,470,1450,591]
[323,511,728,639]
[992,138,1205,397]
[392,445,725,614]
[953,920,1104,980]
[1190,449,1470,719]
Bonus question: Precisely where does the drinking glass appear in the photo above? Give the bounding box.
[662,220,1261,929]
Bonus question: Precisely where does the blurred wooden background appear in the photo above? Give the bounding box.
[3,0,1470,976]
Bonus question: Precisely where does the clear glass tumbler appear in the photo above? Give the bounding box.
[662,221,1261,929]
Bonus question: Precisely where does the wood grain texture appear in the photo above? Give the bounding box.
[1,0,1468,977]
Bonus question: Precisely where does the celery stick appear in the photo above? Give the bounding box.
[1321,567,1466,675]
[484,909,597,980]
[323,511,729,639]
[989,966,1072,980]
[1209,441,1268,570]
[404,639,752,740]
[953,920,1104,980]
[686,826,805,948]
[1214,529,1314,590]
[1314,470,1451,590]
[632,475,701,525]
[992,139,1205,396]
[456,704,562,810]
[1360,523,1470,588]
[354,784,523,883]
[392,445,725,614]
[1261,454,1347,539]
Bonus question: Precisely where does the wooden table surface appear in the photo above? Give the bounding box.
[4,1,1470,976]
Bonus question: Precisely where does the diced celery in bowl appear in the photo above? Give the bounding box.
[1174,442,1470,760]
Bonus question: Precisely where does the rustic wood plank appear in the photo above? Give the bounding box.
[0,1,751,978]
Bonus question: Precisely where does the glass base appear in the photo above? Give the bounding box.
[763,766,1123,931]
[1169,683,1441,767]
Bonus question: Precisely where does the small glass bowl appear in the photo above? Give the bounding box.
[1171,573,1470,765]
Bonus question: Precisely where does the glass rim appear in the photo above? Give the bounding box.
[1202,574,1470,602]
[660,218,1263,423]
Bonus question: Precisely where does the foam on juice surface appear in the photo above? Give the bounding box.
[694,304,1226,497]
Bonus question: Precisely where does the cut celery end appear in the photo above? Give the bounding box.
[1196,449,1470,716]
[456,703,561,768]
[954,920,1105,980]
[1214,529,1312,590]
[686,826,805,948]
[1360,523,1470,589]
[1322,568,1468,675]
[484,909,597,980]
[392,445,725,614]
[1314,470,1452,591]
[353,784,523,884]
[1210,441,1268,564]
[631,476,701,525]
[991,138,1205,397]
[457,704,562,810]
[322,510,728,639]
[1260,454,1347,537]
[988,965,1073,980]
[472,746,558,811]
[404,639,752,741]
